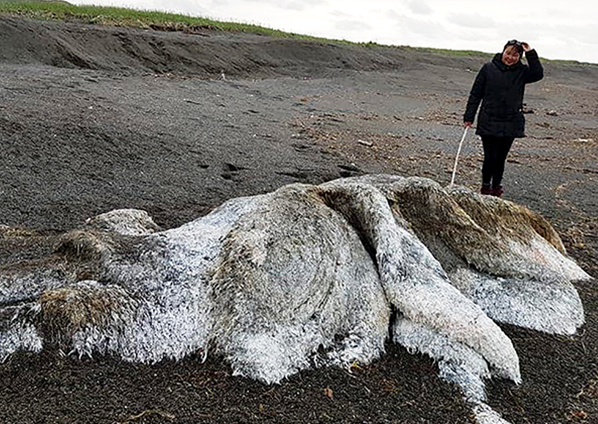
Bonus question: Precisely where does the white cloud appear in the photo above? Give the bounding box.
[333,18,373,32]
[448,13,496,29]
[407,0,433,15]
[218,0,321,11]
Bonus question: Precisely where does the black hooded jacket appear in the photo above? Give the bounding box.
[464,49,544,138]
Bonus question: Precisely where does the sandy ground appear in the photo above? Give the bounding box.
[1,15,597,424]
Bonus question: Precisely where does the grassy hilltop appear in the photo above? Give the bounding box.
[0,1,487,57]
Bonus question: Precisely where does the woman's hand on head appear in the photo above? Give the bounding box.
[521,42,532,52]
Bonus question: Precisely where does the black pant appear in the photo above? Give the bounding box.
[481,136,514,187]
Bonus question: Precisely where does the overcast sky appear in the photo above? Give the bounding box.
[72,0,598,64]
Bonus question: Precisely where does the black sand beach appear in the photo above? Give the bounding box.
[1,15,597,423]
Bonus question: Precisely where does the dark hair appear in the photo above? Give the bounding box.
[504,39,524,54]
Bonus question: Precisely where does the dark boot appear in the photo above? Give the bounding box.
[491,185,504,197]
[481,184,492,195]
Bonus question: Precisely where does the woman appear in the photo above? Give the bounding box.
[464,40,544,197]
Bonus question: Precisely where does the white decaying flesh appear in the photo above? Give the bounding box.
[0,175,591,424]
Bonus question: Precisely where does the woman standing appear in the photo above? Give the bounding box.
[464,40,544,197]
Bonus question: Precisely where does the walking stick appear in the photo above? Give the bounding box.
[449,127,469,187]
